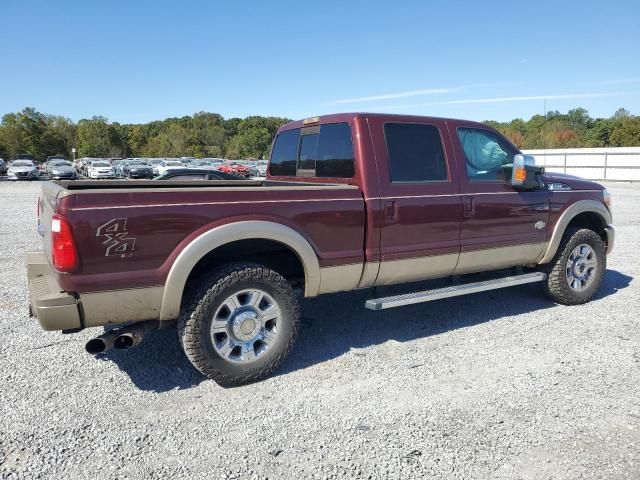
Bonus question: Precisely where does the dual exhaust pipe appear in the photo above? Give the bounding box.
[85,320,160,355]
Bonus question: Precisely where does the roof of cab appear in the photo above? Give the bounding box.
[277,112,489,132]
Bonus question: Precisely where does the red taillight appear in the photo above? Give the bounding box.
[51,214,78,272]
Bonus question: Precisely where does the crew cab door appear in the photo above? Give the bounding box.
[367,117,463,286]
[447,121,549,274]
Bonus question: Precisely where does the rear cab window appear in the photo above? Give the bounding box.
[269,122,355,179]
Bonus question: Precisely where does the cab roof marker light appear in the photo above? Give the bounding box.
[303,116,320,125]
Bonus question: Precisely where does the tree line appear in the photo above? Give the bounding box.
[0,107,639,162]
[0,108,290,162]
[486,107,640,150]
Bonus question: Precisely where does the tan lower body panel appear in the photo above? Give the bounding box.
[80,286,165,327]
[454,242,545,275]
[318,263,364,294]
[375,253,459,287]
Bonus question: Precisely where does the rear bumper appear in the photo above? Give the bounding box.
[27,251,82,331]
[27,251,165,331]
[605,225,615,255]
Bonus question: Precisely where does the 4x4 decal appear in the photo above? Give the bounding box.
[96,218,136,257]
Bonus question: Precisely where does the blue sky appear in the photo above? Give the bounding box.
[1,0,639,124]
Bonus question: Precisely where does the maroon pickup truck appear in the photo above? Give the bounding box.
[28,113,614,386]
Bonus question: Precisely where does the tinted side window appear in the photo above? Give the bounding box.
[316,123,354,177]
[384,123,447,182]
[457,128,517,181]
[269,128,299,176]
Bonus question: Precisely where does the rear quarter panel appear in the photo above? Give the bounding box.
[54,185,365,293]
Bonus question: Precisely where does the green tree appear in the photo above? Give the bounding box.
[77,116,112,157]
[42,115,77,158]
[584,118,614,147]
[0,108,47,160]
[225,128,272,159]
[610,117,640,146]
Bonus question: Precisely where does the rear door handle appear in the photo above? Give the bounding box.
[385,200,399,222]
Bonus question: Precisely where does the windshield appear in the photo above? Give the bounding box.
[51,161,71,167]
[166,161,182,166]
[12,161,34,167]
[149,159,163,165]
[130,162,149,166]
[92,162,111,167]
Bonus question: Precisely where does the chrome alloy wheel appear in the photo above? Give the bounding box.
[210,289,281,363]
[565,243,598,291]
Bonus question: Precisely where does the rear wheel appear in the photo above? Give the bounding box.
[543,228,606,305]
[178,262,300,386]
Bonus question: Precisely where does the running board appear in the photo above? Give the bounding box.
[365,272,547,311]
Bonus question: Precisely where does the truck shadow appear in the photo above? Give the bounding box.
[99,268,632,392]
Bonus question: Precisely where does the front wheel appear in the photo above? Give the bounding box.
[178,262,300,386]
[543,228,606,305]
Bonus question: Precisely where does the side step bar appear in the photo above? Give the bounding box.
[365,272,546,311]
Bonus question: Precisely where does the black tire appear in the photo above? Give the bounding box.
[178,262,300,387]
[543,228,606,305]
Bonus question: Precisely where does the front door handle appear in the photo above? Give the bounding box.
[463,196,474,217]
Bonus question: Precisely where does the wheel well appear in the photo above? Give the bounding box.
[185,239,305,293]
[567,212,607,242]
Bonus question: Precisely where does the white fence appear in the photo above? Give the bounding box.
[522,147,640,181]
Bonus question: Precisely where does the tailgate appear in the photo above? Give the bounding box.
[37,181,65,262]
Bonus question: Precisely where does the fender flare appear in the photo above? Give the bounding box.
[159,220,321,320]
[538,199,612,264]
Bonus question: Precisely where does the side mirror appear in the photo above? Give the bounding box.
[509,154,544,189]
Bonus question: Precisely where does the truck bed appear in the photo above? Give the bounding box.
[40,178,366,298]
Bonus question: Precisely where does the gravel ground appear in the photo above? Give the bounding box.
[1,180,638,480]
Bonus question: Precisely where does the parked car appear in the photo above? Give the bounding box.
[218,162,251,177]
[27,113,614,387]
[113,159,129,177]
[111,159,123,174]
[243,161,260,177]
[8,159,39,180]
[154,168,243,181]
[147,159,165,176]
[47,160,77,180]
[77,158,99,176]
[255,160,268,177]
[122,160,153,178]
[46,155,67,164]
[87,161,115,179]
[73,160,83,174]
[0,159,7,175]
[156,160,184,176]
[45,156,68,173]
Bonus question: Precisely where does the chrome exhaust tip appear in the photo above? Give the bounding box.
[85,330,120,354]
[113,332,137,350]
[86,320,161,354]
[113,320,160,350]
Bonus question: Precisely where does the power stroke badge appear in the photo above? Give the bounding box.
[96,218,136,257]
